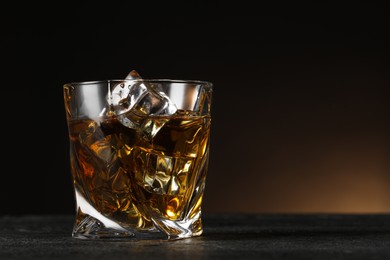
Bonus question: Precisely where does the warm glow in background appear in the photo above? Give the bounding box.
[1,3,389,215]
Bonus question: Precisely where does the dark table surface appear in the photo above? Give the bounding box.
[1,214,390,259]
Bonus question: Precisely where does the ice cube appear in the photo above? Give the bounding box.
[110,79,148,116]
[78,120,105,150]
[132,147,193,196]
[125,69,142,79]
[110,70,177,138]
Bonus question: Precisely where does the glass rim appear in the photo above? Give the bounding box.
[63,78,213,89]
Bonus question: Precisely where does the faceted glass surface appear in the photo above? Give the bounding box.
[63,77,212,240]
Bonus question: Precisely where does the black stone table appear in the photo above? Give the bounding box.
[1,214,390,259]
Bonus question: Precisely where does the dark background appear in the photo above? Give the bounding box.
[1,3,389,215]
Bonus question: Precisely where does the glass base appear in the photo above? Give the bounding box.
[72,190,203,241]
[72,214,203,241]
